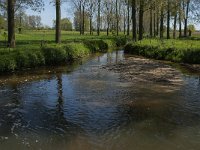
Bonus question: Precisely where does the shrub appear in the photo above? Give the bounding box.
[64,43,90,60]
[42,45,67,64]
[83,40,108,52]
[0,55,16,72]
[124,40,200,64]
[15,50,45,68]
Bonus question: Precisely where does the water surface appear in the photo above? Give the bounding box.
[0,50,200,150]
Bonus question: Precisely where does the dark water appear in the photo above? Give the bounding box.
[0,51,200,150]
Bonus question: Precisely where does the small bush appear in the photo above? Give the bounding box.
[42,45,67,64]
[15,50,45,68]
[83,40,108,52]
[0,55,16,72]
[114,36,129,47]
[64,43,90,60]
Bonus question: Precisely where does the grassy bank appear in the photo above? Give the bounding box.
[0,36,127,73]
[125,39,200,64]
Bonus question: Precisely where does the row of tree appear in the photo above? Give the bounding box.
[0,0,200,48]
[72,0,199,40]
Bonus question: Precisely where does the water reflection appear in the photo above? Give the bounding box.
[0,50,200,150]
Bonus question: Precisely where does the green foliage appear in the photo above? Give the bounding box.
[15,49,45,68]
[53,18,72,31]
[125,39,200,64]
[188,24,196,32]
[42,45,67,65]
[0,16,6,29]
[83,40,108,52]
[64,43,90,60]
[0,54,17,72]
[114,36,129,47]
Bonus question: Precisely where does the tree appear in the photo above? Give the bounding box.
[132,0,136,41]
[7,0,15,47]
[160,2,164,39]
[138,0,144,40]
[60,18,72,31]
[35,16,42,28]
[188,24,195,36]
[167,0,170,39]
[86,0,96,35]
[55,0,61,43]
[97,0,101,36]
[184,0,190,37]
[127,0,130,36]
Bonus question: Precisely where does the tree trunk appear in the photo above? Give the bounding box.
[79,2,82,35]
[156,11,159,36]
[173,12,177,39]
[19,11,22,34]
[138,0,144,41]
[97,0,101,36]
[132,0,137,41]
[179,1,182,38]
[153,6,156,37]
[56,0,61,43]
[82,5,85,35]
[160,5,164,39]
[184,0,190,37]
[124,8,126,35]
[150,4,153,38]
[167,0,170,39]
[90,16,92,35]
[127,0,130,36]
[116,0,119,36]
[7,0,15,48]
[160,8,164,39]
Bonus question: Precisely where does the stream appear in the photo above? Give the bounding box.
[0,50,200,150]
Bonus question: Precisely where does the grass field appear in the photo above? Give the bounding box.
[0,30,125,49]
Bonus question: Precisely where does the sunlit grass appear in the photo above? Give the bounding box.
[125,39,200,64]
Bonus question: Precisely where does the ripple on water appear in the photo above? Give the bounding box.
[0,51,200,150]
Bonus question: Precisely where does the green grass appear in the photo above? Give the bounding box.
[125,39,200,64]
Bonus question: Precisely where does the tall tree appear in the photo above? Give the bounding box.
[149,0,153,38]
[167,0,170,39]
[127,0,130,36]
[184,0,190,37]
[55,0,61,43]
[132,0,136,41]
[116,0,119,36]
[97,0,101,36]
[138,0,144,40]
[179,0,182,38]
[160,2,164,39]
[7,0,15,47]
